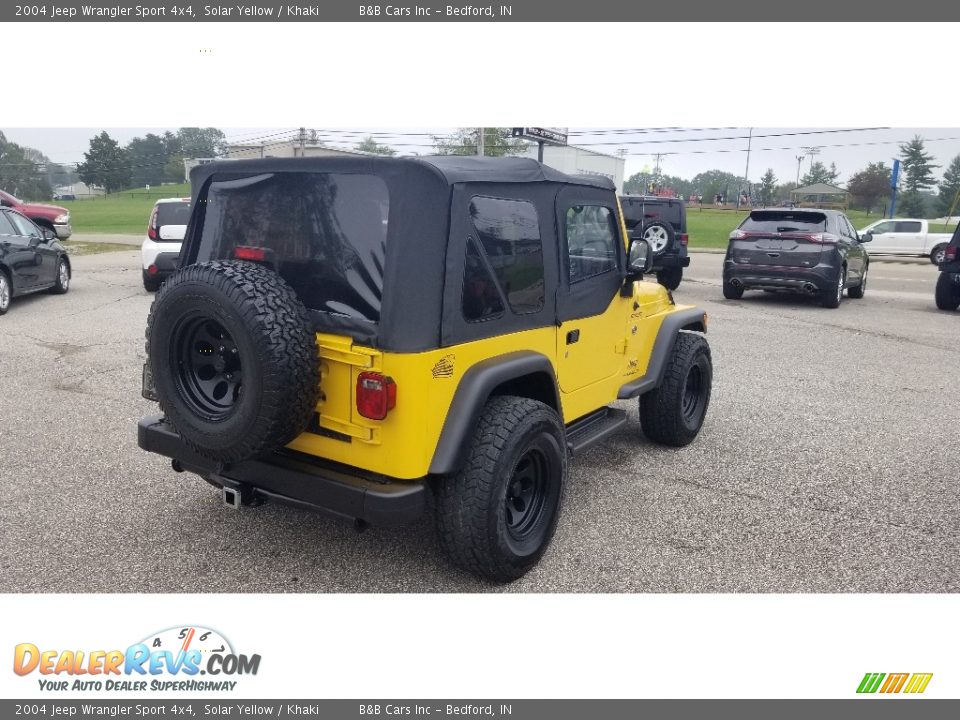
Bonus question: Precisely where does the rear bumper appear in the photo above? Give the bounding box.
[724,261,835,292]
[137,415,427,526]
[143,250,180,277]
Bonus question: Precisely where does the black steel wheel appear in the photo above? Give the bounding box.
[173,316,244,421]
[640,332,712,447]
[435,396,566,582]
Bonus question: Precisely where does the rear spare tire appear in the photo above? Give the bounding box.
[145,260,320,463]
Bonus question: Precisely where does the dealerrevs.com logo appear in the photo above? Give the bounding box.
[13,626,261,692]
[857,672,933,695]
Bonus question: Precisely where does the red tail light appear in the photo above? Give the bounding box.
[234,246,267,262]
[356,372,397,420]
[147,207,159,240]
[945,246,958,263]
[678,233,689,245]
[800,232,839,244]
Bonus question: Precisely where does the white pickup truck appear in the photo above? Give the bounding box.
[858,218,954,264]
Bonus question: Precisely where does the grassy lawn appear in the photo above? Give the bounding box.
[64,241,136,256]
[64,183,191,235]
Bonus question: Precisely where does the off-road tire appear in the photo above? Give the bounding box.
[145,260,320,463]
[847,263,867,299]
[656,267,683,291]
[49,257,70,294]
[640,332,712,447]
[435,396,566,583]
[142,270,161,292]
[821,266,845,308]
[935,272,960,310]
[722,278,744,300]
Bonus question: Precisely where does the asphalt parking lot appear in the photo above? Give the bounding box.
[0,249,957,592]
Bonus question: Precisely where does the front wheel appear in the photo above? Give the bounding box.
[0,271,11,315]
[49,257,70,294]
[640,332,712,447]
[435,396,566,582]
[935,273,960,310]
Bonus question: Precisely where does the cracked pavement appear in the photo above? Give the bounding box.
[0,250,957,592]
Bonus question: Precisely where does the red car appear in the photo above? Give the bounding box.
[0,189,72,240]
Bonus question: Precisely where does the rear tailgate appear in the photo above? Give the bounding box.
[729,210,828,268]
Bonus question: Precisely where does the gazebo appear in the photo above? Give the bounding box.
[790,182,849,210]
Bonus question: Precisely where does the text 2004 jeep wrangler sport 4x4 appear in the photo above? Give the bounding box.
[138,157,712,582]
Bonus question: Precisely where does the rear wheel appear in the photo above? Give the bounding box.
[722,278,744,299]
[821,266,845,308]
[931,244,948,265]
[935,272,960,310]
[435,396,566,582]
[847,263,867,299]
[656,267,683,290]
[640,332,712,447]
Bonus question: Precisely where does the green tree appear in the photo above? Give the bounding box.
[433,128,526,157]
[846,162,890,214]
[127,133,168,187]
[800,161,840,187]
[936,154,960,216]
[77,131,131,193]
[757,169,777,206]
[898,191,928,217]
[689,169,742,203]
[0,132,53,199]
[177,127,226,158]
[899,135,938,193]
[355,136,397,156]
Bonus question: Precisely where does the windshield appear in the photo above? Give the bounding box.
[740,211,827,234]
[196,172,389,324]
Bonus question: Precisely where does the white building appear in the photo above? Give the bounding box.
[225,141,374,161]
[519,144,625,192]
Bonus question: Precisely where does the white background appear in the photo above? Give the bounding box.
[2,20,958,700]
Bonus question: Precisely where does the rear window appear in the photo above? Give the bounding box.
[156,201,191,227]
[619,197,683,231]
[196,172,388,324]
[740,211,827,233]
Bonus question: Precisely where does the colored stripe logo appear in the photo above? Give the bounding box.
[857,673,932,694]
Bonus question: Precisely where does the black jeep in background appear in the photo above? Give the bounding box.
[619,195,690,290]
[934,224,960,311]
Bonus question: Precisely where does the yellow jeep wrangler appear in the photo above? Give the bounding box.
[139,156,712,582]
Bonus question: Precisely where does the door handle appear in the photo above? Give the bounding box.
[566,329,580,345]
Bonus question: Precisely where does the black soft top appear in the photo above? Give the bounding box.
[184,156,617,352]
[189,155,614,193]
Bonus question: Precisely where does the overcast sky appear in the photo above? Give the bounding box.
[5,127,960,186]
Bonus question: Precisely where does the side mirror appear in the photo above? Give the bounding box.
[627,238,653,278]
[42,228,56,242]
[28,234,43,248]
[860,231,873,243]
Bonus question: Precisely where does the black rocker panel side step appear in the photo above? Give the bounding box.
[565,407,628,456]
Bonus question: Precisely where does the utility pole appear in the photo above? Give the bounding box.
[739,127,753,209]
[477,128,484,157]
[298,127,306,157]
[800,146,821,181]
[795,155,805,186]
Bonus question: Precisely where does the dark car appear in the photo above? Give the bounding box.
[934,224,960,311]
[619,195,690,290]
[722,208,869,308]
[0,208,71,315]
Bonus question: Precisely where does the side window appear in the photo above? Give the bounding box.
[839,216,855,239]
[0,212,18,236]
[565,205,619,283]
[462,238,505,322]
[871,221,894,234]
[895,221,922,233]
[8,213,39,238]
[467,196,545,316]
